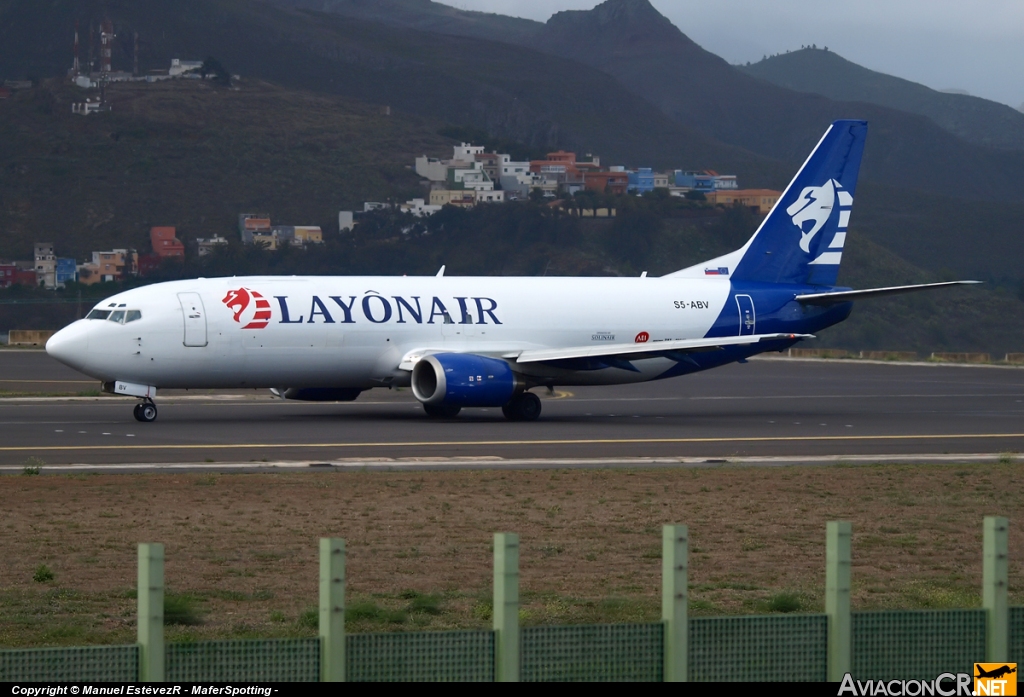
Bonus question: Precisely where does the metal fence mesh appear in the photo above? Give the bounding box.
[4,606,1014,682]
[165,638,320,682]
[520,623,663,682]
[0,645,139,682]
[1010,606,1024,667]
[346,630,494,681]
[688,614,828,682]
[852,610,987,680]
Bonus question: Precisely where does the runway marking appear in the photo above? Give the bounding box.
[0,452,1019,475]
[2,432,1024,452]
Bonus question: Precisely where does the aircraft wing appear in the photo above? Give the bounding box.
[795,281,980,305]
[506,333,812,364]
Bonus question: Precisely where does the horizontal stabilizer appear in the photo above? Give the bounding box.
[509,333,813,364]
[795,281,981,305]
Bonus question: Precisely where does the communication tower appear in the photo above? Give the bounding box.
[72,21,80,76]
[100,19,113,73]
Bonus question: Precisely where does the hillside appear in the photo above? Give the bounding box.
[0,0,781,182]
[0,78,451,258]
[740,48,1024,152]
[277,0,542,44]
[273,0,1024,205]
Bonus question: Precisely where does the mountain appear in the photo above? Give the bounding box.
[277,0,542,43]
[739,48,1024,152]
[524,0,1024,204]
[0,0,780,181]
[279,0,1024,205]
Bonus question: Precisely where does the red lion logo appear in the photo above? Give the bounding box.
[222,288,271,329]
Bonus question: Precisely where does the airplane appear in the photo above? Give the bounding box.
[46,120,978,423]
[975,665,1016,680]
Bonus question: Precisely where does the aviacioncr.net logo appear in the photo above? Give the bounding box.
[222,287,272,329]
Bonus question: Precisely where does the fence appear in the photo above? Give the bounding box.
[1,518,1019,682]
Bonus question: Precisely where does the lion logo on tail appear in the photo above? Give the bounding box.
[787,179,837,253]
[222,288,271,329]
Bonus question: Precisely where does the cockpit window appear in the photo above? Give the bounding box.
[88,308,141,323]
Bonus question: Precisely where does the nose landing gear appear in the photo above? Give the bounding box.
[133,400,158,423]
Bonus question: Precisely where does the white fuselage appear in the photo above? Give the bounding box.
[46,275,734,390]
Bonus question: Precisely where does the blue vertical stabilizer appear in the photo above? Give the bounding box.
[732,120,866,286]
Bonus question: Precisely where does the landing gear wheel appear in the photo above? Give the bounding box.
[423,403,461,419]
[502,392,542,422]
[134,402,158,423]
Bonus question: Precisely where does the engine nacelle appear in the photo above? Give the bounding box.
[275,388,364,402]
[411,353,520,407]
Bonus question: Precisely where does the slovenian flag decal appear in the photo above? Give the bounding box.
[704,267,729,276]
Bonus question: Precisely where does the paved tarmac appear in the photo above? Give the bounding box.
[1,349,1023,468]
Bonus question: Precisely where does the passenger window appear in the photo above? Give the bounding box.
[108,310,126,323]
[124,310,142,323]
[86,310,111,320]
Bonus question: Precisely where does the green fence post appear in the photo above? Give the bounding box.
[983,516,1009,662]
[137,543,165,682]
[662,524,688,682]
[493,532,520,682]
[826,521,852,682]
[319,537,346,682]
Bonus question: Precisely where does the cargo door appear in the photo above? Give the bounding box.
[178,292,208,347]
[735,294,755,336]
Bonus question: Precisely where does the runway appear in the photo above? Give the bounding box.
[1,349,1023,468]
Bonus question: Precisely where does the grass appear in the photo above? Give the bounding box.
[22,457,45,476]
[765,592,802,614]
[32,565,54,583]
[1,463,1023,646]
[164,594,204,627]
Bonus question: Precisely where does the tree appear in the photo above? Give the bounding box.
[201,57,231,85]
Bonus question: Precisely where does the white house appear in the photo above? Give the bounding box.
[169,59,203,77]
[414,156,448,182]
[399,198,443,217]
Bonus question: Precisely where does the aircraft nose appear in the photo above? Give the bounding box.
[46,323,91,370]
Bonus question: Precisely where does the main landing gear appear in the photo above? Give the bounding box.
[133,400,158,423]
[420,392,543,421]
[502,392,542,422]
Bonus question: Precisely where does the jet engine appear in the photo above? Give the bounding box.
[411,353,521,408]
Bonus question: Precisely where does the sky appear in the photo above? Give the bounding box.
[448,0,1024,110]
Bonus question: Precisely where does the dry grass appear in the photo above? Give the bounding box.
[1,463,1022,647]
